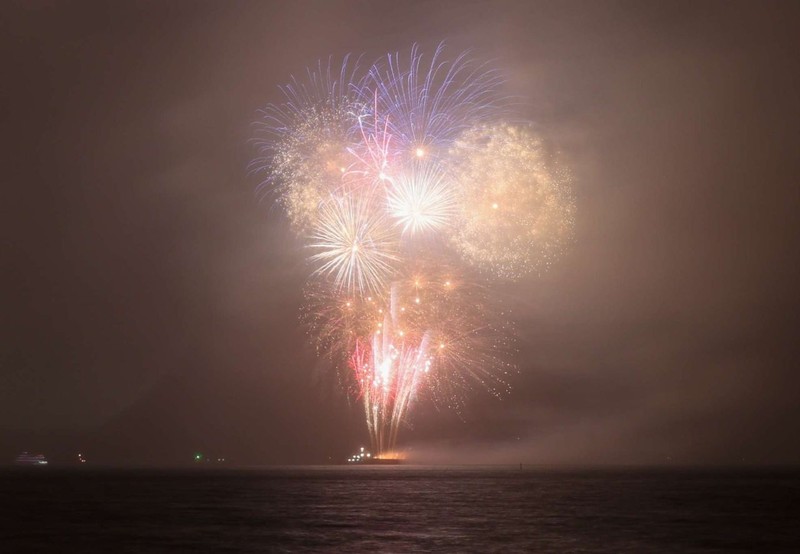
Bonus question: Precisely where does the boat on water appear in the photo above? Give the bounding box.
[346,447,402,465]
[359,457,401,465]
[14,452,48,466]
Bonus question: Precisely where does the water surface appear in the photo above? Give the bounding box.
[2,466,798,552]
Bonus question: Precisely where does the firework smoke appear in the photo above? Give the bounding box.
[254,44,573,456]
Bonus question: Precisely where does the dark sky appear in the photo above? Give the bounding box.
[2,0,799,465]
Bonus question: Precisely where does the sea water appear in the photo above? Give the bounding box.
[1,466,798,552]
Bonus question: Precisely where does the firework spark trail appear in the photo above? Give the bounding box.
[348,91,394,182]
[350,300,433,455]
[256,43,574,456]
[366,43,507,155]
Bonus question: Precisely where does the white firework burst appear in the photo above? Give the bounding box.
[308,195,399,295]
[386,162,456,236]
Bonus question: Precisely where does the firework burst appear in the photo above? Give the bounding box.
[366,43,506,156]
[386,161,456,236]
[448,124,576,279]
[308,195,399,296]
[256,44,573,456]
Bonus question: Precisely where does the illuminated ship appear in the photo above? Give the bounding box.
[361,458,401,465]
[346,447,401,465]
[14,452,48,466]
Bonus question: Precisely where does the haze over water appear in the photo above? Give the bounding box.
[3,466,798,552]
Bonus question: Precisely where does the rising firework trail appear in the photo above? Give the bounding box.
[254,43,574,457]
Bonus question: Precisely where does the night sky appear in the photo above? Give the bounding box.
[3,1,799,465]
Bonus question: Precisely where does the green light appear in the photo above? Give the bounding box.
[194,452,203,461]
